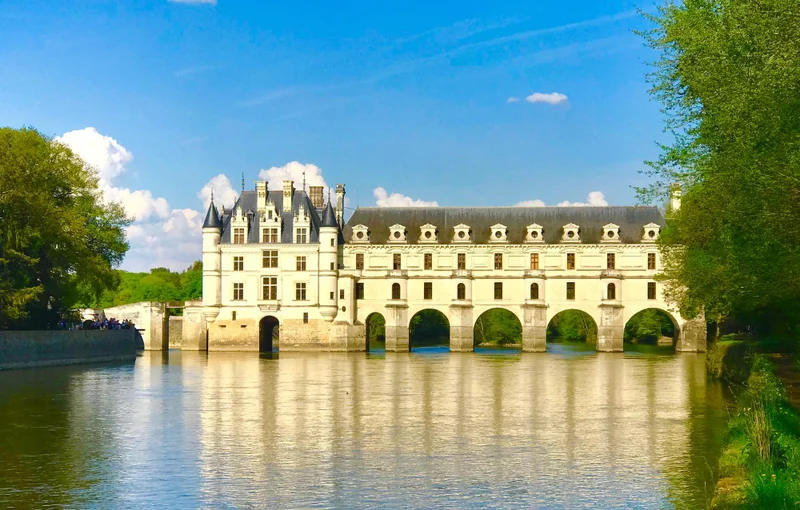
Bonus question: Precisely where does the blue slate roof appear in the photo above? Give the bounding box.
[219,190,325,244]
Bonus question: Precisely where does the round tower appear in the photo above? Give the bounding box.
[201,196,222,322]
[319,200,339,322]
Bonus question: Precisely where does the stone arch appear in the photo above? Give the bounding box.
[259,316,280,352]
[623,307,680,349]
[546,309,599,344]
[473,308,522,349]
[365,312,386,352]
[408,308,450,350]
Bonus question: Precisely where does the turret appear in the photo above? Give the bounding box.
[318,200,339,322]
[202,196,222,321]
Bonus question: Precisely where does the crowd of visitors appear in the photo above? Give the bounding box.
[59,318,136,330]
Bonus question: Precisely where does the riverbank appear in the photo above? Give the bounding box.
[0,330,142,370]
[709,337,800,508]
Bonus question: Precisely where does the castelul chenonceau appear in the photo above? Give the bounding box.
[181,180,705,353]
[4,1,800,508]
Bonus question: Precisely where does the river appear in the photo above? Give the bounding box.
[0,344,727,508]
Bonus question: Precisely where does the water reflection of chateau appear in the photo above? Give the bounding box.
[190,178,705,353]
[187,352,717,507]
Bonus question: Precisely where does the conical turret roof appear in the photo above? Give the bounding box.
[321,201,338,228]
[202,199,222,229]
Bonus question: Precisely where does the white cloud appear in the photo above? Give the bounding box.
[557,191,608,207]
[515,191,608,207]
[58,127,206,272]
[507,97,520,103]
[198,174,239,210]
[514,199,546,207]
[373,187,439,207]
[56,127,131,185]
[525,92,568,105]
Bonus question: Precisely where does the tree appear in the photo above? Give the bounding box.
[638,0,800,334]
[547,310,597,343]
[0,127,130,329]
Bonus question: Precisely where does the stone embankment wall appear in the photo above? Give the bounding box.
[0,330,141,370]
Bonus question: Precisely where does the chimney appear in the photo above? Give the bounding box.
[335,184,346,226]
[282,180,294,213]
[669,183,682,214]
[309,186,324,209]
[256,181,267,212]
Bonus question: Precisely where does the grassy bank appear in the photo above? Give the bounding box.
[711,354,800,508]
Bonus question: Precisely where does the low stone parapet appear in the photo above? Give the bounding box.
[0,330,139,370]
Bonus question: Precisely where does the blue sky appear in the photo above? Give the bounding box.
[0,0,664,270]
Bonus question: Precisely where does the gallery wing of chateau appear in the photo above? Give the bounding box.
[194,179,706,354]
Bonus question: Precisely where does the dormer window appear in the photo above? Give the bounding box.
[261,200,280,224]
[388,224,407,243]
[419,223,438,244]
[561,223,581,243]
[453,223,471,243]
[642,223,661,243]
[293,203,310,244]
[526,223,544,243]
[351,224,370,243]
[489,223,508,243]
[602,223,621,243]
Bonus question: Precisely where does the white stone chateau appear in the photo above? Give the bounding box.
[195,179,705,353]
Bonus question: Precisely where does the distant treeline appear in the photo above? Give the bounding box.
[89,261,203,309]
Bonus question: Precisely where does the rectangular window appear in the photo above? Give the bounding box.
[648,253,656,270]
[330,238,334,247]
[296,256,306,271]
[566,253,576,270]
[393,253,401,270]
[303,313,309,324]
[566,282,575,300]
[295,283,307,301]
[530,253,539,270]
[262,228,278,243]
[262,277,277,300]
[648,282,657,300]
[295,228,307,244]
[330,291,334,299]
[355,283,364,300]
[233,282,244,301]
[424,253,433,270]
[607,253,615,270]
[457,253,466,270]
[494,282,503,300]
[356,253,364,270]
[262,250,278,268]
[233,256,244,271]
[232,311,237,321]
[339,289,345,299]
[494,253,503,270]
[233,227,245,244]
[423,282,433,300]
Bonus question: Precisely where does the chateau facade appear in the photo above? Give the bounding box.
[198,179,706,353]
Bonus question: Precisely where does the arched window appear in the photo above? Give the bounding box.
[530,282,539,300]
[391,283,401,300]
[607,283,616,300]
[457,283,466,300]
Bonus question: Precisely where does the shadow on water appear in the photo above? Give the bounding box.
[259,352,280,360]
[623,343,676,358]
[546,342,599,358]
[474,345,522,358]
[410,345,450,356]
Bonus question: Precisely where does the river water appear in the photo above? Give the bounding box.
[0,345,727,509]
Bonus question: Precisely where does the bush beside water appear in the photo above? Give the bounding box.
[712,355,800,508]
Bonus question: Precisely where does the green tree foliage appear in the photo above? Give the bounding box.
[474,309,522,346]
[638,1,800,333]
[624,309,676,344]
[0,127,129,329]
[92,262,203,308]
[409,309,449,347]
[547,310,598,343]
